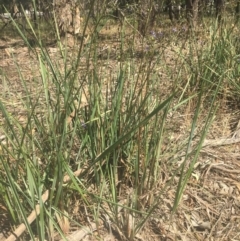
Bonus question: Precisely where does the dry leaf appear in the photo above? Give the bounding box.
[56,211,70,234]
[193,221,211,231]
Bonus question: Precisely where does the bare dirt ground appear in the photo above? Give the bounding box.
[1,25,240,241]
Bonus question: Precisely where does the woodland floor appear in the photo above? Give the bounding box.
[1,21,240,241]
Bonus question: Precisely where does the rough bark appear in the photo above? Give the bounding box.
[198,0,208,19]
[166,0,174,21]
[166,0,181,22]
[53,0,81,47]
[186,0,199,28]
[214,0,224,22]
[236,1,240,20]
[10,0,19,18]
[137,0,157,36]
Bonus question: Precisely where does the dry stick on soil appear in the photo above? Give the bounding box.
[207,163,240,174]
[5,169,84,241]
[202,137,240,147]
[59,223,97,241]
[5,190,49,241]
[5,110,88,241]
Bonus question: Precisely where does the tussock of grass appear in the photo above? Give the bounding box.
[0,6,240,241]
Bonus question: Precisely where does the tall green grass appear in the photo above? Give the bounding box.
[0,5,239,241]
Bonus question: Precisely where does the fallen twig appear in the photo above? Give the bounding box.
[59,223,97,241]
[5,190,49,241]
[202,137,240,147]
[5,168,84,241]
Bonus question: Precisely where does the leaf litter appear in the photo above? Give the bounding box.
[1,27,240,241]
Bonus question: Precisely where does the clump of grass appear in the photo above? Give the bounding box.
[1,4,239,241]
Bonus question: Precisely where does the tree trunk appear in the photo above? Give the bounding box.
[10,0,19,18]
[137,0,157,36]
[53,0,81,47]
[166,0,181,22]
[186,0,199,28]
[214,0,224,23]
[198,0,208,19]
[166,0,174,21]
[236,1,240,21]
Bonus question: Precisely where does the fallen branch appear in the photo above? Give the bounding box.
[59,223,97,241]
[207,163,240,174]
[202,137,240,147]
[5,190,49,241]
[5,168,84,241]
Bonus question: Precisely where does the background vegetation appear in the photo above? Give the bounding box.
[0,0,240,240]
